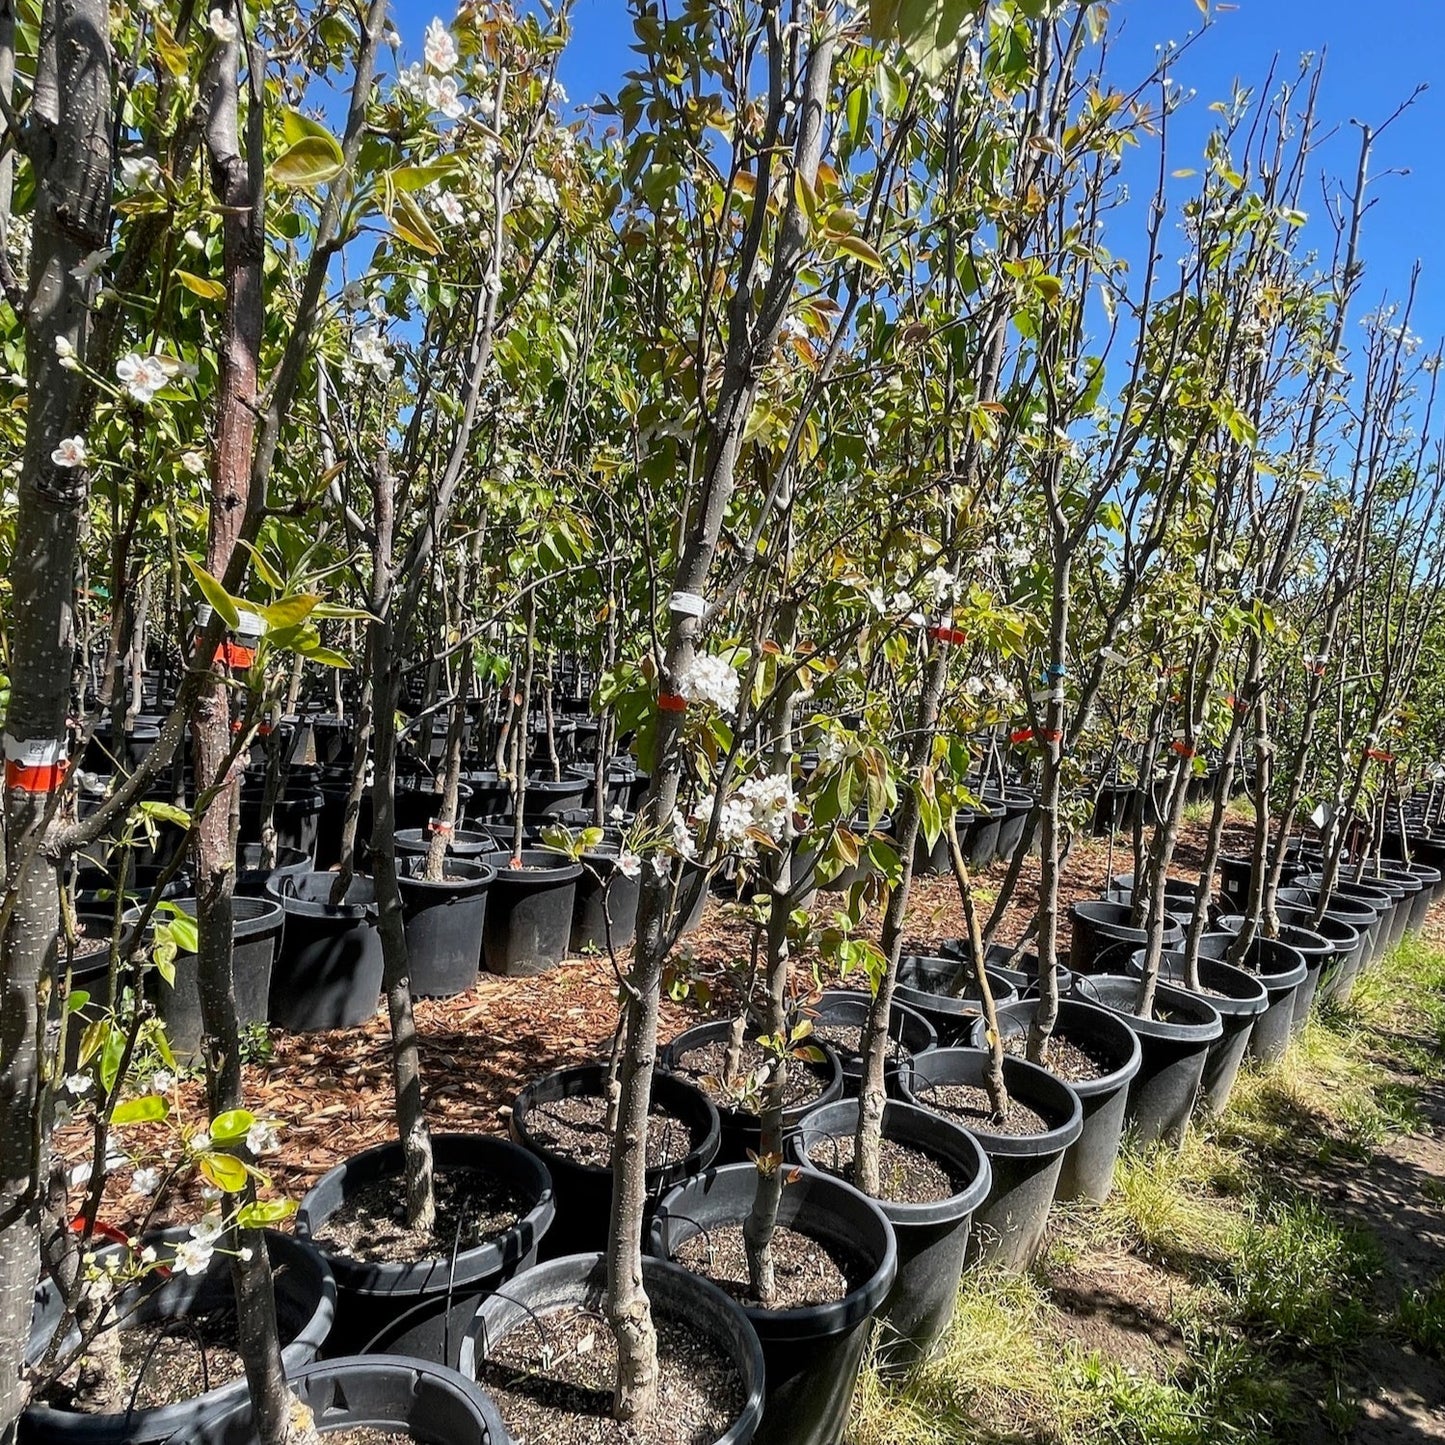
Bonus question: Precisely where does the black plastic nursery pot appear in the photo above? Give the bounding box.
[1401,862,1443,930]
[183,1355,509,1444]
[1071,975,1222,1147]
[23,1229,334,1445]
[969,999,1141,1203]
[649,1164,896,1445]
[482,850,582,977]
[1276,903,1367,1007]
[1205,926,1310,1062]
[994,789,1037,864]
[1366,863,1431,936]
[789,1099,990,1374]
[962,797,1008,870]
[1298,872,1403,953]
[520,773,589,818]
[1278,885,1384,972]
[661,1020,844,1166]
[894,954,1021,1046]
[800,989,937,1096]
[510,1063,720,1257]
[296,1133,553,1369]
[131,897,283,1058]
[237,786,325,864]
[397,856,495,999]
[394,779,474,834]
[897,1047,1083,1269]
[395,827,503,862]
[235,843,311,899]
[568,844,642,954]
[462,1251,763,1445]
[1068,899,1183,976]
[266,872,383,1031]
[314,781,374,872]
[1124,948,1267,1117]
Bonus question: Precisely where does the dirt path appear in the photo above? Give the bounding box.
[1347,1070,1445,1443]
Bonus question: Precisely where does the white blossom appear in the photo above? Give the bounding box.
[208,8,237,42]
[173,1237,214,1276]
[396,61,428,100]
[185,229,206,251]
[246,1120,280,1156]
[115,353,169,405]
[677,653,740,713]
[351,326,390,372]
[433,190,465,225]
[425,73,465,120]
[54,336,75,360]
[668,807,697,859]
[922,563,955,602]
[179,452,206,477]
[188,1128,212,1154]
[192,1211,224,1244]
[616,851,642,879]
[51,436,87,469]
[63,1073,91,1096]
[424,17,458,71]
[151,1069,176,1092]
[131,1166,161,1196]
[119,155,162,191]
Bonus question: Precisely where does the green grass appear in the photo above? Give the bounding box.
[849,937,1445,1444]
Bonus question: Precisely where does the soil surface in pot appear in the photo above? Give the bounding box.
[674,1222,859,1309]
[919,1081,1053,1137]
[671,1038,827,1113]
[809,1020,909,1070]
[46,1308,246,1412]
[478,1305,744,1445]
[1004,1033,1114,1083]
[524,1093,695,1169]
[807,1133,965,1205]
[325,1431,410,1444]
[310,1167,526,1264]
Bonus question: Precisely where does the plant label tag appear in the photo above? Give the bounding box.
[669,592,707,617]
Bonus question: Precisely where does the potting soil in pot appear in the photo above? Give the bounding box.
[674,1223,863,1310]
[917,1082,1053,1137]
[45,1309,247,1413]
[808,1020,911,1071]
[671,1037,830,1112]
[305,1167,525,1264]
[800,1133,967,1205]
[1002,1033,1115,1083]
[522,1093,697,1168]
[475,1307,745,1445]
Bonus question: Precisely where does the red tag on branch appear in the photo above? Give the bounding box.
[1037,728,1063,744]
[217,641,255,669]
[1171,740,1197,759]
[1364,748,1395,763]
[6,759,67,794]
[428,820,454,835]
[658,692,688,713]
[928,626,968,646]
[1009,726,1034,745]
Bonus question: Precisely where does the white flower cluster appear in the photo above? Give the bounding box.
[678,652,739,713]
[352,326,390,372]
[173,1212,223,1276]
[695,774,796,855]
[116,352,170,405]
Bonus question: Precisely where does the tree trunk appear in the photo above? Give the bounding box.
[0,2,112,1435]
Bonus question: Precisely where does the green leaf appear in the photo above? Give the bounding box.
[385,190,443,255]
[157,910,199,954]
[273,135,346,189]
[65,989,91,1013]
[238,540,285,591]
[297,643,353,669]
[834,234,885,272]
[894,0,985,81]
[210,1107,257,1144]
[174,269,225,301]
[282,108,338,147]
[236,1198,297,1228]
[261,594,322,629]
[199,1151,250,1193]
[388,160,462,192]
[139,800,192,829]
[188,558,241,630]
[112,1094,169,1126]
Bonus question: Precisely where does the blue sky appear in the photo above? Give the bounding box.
[391,0,1445,345]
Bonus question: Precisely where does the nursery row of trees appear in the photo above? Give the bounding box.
[2,0,1444,1438]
